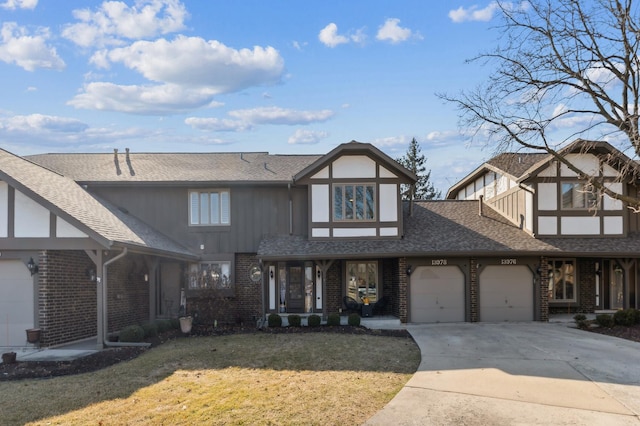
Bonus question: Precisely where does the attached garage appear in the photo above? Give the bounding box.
[410,266,465,323]
[479,265,533,321]
[0,260,34,346]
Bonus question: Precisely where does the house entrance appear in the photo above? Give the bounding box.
[277,263,315,313]
[599,260,637,310]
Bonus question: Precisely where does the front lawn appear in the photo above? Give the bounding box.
[2,332,420,425]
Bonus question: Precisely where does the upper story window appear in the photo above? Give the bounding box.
[333,184,375,221]
[548,259,576,302]
[561,183,597,209]
[189,190,230,226]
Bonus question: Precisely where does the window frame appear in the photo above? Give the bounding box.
[561,182,598,210]
[548,259,576,303]
[345,261,378,304]
[332,183,376,222]
[187,261,233,294]
[189,189,230,226]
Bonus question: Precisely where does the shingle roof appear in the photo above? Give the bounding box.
[26,151,321,184]
[0,149,196,258]
[486,153,548,178]
[258,200,640,259]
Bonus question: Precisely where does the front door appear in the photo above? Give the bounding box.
[287,266,305,312]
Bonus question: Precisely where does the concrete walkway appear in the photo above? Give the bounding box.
[1,338,99,362]
[366,322,640,425]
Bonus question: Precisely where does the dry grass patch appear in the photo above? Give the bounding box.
[2,332,419,425]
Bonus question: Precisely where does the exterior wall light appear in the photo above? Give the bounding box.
[86,268,97,282]
[406,265,412,276]
[27,257,39,276]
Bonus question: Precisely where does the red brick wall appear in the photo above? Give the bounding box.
[398,257,407,322]
[326,261,342,315]
[38,250,97,347]
[106,255,150,333]
[539,257,550,321]
[470,258,479,322]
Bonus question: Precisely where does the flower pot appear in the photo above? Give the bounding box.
[26,328,41,344]
[179,316,193,334]
[2,352,16,364]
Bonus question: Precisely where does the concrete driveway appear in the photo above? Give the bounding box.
[366,322,640,425]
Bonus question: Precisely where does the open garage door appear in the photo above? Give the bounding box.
[0,260,34,346]
[410,266,465,323]
[480,265,533,322]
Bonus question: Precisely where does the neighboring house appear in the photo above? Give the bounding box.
[1,139,638,349]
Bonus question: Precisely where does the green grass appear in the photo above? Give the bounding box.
[2,333,420,425]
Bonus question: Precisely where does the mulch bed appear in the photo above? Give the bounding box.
[0,325,412,382]
[587,323,640,343]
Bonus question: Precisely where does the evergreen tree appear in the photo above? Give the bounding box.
[396,138,441,200]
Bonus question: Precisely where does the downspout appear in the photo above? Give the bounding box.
[288,182,293,235]
[101,248,150,348]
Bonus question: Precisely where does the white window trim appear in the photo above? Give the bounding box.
[548,259,577,303]
[189,189,230,226]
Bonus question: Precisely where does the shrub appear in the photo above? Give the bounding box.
[595,314,614,328]
[348,313,361,326]
[326,313,341,326]
[288,314,301,327]
[613,309,637,327]
[635,309,640,324]
[141,321,158,338]
[268,313,282,328]
[169,318,180,329]
[573,314,586,322]
[156,319,172,333]
[119,325,145,342]
[307,314,321,327]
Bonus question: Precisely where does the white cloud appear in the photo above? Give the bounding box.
[372,136,410,148]
[68,82,218,114]
[0,22,65,71]
[449,2,500,23]
[319,23,349,47]
[288,129,329,145]
[229,106,334,125]
[376,18,421,44]
[62,0,188,48]
[186,106,335,132]
[0,0,37,10]
[71,36,285,114]
[0,114,88,133]
[184,117,249,132]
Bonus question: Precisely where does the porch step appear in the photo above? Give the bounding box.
[359,316,404,330]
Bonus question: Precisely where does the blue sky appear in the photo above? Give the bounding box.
[0,0,523,192]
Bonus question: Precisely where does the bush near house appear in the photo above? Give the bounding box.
[156,319,173,333]
[307,314,321,327]
[573,314,589,329]
[614,308,638,327]
[348,313,361,326]
[595,314,615,328]
[327,313,340,326]
[288,314,301,327]
[268,313,282,327]
[141,321,158,338]
[119,325,145,342]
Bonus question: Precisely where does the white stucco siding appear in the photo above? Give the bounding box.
[603,163,618,177]
[604,217,623,235]
[311,228,330,237]
[56,217,88,238]
[379,184,398,222]
[378,165,397,178]
[537,183,558,210]
[0,181,7,237]
[333,228,377,237]
[332,156,376,178]
[14,190,49,237]
[311,184,329,222]
[379,227,398,236]
[538,216,558,235]
[603,182,623,210]
[538,162,557,177]
[560,154,599,177]
[310,166,329,179]
[561,216,600,235]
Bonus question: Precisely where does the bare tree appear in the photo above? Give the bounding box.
[441,0,640,209]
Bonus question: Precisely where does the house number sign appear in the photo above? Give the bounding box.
[431,259,448,266]
[501,259,517,265]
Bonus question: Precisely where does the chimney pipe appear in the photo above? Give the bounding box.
[478,195,484,216]
[113,148,118,161]
[125,147,130,162]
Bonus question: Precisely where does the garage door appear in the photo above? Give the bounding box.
[479,265,533,322]
[410,266,465,323]
[0,260,34,346]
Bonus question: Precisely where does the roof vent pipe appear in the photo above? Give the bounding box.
[113,148,118,161]
[125,147,130,162]
[478,195,484,217]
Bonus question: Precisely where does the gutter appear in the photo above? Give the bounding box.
[100,247,151,348]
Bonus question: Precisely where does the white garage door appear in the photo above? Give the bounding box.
[480,265,533,322]
[0,260,34,346]
[410,266,465,323]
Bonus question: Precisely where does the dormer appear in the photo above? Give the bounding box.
[294,141,416,240]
